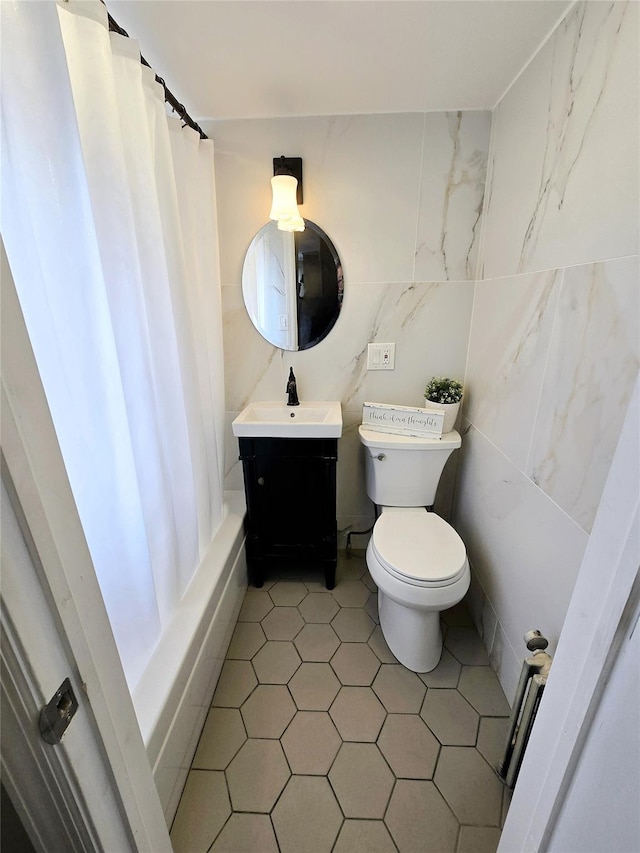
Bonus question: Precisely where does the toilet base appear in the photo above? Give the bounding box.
[378,590,443,673]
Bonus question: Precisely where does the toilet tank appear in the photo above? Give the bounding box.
[359,425,461,506]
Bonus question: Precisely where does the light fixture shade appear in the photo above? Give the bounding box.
[270,174,299,220]
[269,157,305,232]
[270,177,304,231]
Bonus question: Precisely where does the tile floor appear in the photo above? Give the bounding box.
[170,551,512,853]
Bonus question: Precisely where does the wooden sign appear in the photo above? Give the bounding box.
[362,402,444,438]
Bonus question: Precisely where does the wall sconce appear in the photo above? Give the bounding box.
[270,155,305,232]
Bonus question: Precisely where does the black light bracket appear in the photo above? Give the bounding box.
[273,156,303,205]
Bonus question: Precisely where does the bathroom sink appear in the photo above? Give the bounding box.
[232,401,343,438]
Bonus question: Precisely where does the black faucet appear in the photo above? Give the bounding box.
[286,367,300,406]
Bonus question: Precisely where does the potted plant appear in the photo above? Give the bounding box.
[423,376,463,433]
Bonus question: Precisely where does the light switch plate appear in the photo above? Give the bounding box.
[367,342,395,370]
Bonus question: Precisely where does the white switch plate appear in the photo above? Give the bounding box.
[367,342,395,370]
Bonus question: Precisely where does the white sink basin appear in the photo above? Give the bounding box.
[232,401,343,438]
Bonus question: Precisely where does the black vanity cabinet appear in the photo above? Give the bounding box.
[239,437,338,589]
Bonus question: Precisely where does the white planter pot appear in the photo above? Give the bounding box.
[423,399,461,434]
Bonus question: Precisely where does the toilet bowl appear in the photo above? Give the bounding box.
[359,425,470,672]
[366,507,470,671]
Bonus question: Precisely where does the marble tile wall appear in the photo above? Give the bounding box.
[458,0,639,699]
[481,1,638,280]
[205,111,490,536]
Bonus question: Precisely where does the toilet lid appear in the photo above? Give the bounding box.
[371,511,467,586]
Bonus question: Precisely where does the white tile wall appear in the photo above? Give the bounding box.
[458,0,639,694]
[286,281,475,413]
[207,112,490,533]
[415,111,491,282]
[527,257,639,532]
[465,257,640,535]
[211,113,425,288]
[455,425,589,700]
[464,269,562,472]
[481,1,639,280]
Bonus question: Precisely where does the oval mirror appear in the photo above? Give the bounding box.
[242,219,343,350]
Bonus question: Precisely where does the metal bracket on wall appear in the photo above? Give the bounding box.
[39,678,79,745]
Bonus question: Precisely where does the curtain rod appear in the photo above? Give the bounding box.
[103,5,208,140]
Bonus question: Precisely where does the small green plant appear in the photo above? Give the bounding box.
[424,376,463,404]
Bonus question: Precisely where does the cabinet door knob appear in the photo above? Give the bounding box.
[257,476,265,486]
[376,453,385,461]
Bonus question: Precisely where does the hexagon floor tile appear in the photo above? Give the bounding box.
[225,620,266,660]
[458,665,511,716]
[434,746,504,826]
[331,642,381,685]
[191,707,246,770]
[332,578,371,607]
[288,661,340,710]
[329,685,386,742]
[294,623,341,662]
[225,739,290,813]
[331,607,375,641]
[378,713,440,779]
[269,580,308,606]
[211,659,257,708]
[373,663,426,712]
[252,640,301,683]
[368,624,397,663]
[260,605,304,641]
[280,710,341,774]
[385,779,459,852]
[210,813,278,853]
[365,592,380,623]
[333,819,396,853]
[240,684,296,738]
[457,824,503,853]
[418,647,462,688]
[172,560,513,853]
[420,688,480,745]
[272,776,342,853]
[298,592,340,623]
[237,589,273,622]
[170,770,230,853]
[329,742,394,818]
[477,716,510,768]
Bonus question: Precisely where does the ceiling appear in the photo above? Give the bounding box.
[107,1,572,121]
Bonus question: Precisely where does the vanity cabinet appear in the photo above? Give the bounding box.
[238,437,338,589]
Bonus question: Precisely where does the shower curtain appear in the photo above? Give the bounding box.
[1,0,225,689]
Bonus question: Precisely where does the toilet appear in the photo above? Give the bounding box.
[359,425,470,673]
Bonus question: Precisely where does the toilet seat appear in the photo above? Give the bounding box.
[371,509,467,588]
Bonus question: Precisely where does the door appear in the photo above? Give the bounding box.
[1,242,172,851]
[1,479,132,851]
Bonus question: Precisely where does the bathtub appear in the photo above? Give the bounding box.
[131,491,247,824]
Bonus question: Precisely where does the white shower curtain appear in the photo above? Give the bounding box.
[1,0,225,689]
